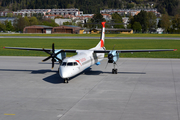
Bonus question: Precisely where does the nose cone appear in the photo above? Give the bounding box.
[59,66,74,79]
[59,67,67,78]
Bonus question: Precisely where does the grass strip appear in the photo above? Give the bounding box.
[0,38,179,58]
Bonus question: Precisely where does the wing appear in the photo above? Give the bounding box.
[4,47,177,53]
[94,49,177,53]
[3,47,77,53]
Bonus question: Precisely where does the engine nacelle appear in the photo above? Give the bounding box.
[108,50,119,63]
[55,49,66,62]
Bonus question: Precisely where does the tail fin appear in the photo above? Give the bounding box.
[95,22,106,48]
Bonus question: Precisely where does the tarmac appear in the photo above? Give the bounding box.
[0,56,180,120]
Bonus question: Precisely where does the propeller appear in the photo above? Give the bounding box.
[105,45,118,69]
[42,43,62,69]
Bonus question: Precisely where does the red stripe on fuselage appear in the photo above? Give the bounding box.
[75,60,81,66]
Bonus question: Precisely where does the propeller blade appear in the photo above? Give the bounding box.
[42,43,63,68]
[52,43,54,54]
[52,58,55,68]
[55,56,62,62]
[42,56,52,62]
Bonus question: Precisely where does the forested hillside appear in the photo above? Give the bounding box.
[0,0,180,15]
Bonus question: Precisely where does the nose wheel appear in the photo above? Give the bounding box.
[64,78,69,83]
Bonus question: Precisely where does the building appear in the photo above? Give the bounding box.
[52,25,82,34]
[0,11,13,17]
[24,24,82,34]
[73,14,94,22]
[13,9,51,17]
[102,14,112,21]
[13,8,83,18]
[49,8,83,17]
[23,25,53,34]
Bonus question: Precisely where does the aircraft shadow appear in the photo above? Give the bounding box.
[102,71,146,74]
[83,68,103,75]
[0,68,146,84]
[0,68,63,84]
[0,69,57,74]
[42,72,65,84]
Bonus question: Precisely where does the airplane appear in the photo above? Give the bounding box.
[4,22,177,83]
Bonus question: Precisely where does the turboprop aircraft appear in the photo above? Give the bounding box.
[4,22,177,83]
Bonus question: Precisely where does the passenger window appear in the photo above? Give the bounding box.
[62,62,67,66]
[67,62,73,66]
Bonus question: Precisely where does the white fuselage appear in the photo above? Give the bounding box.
[59,22,106,79]
[59,48,104,79]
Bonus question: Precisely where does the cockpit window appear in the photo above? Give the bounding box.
[61,62,67,66]
[74,62,78,66]
[61,62,78,66]
[67,62,73,66]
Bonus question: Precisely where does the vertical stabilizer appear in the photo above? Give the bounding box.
[95,22,106,49]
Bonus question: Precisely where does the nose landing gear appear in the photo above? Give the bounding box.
[64,78,69,83]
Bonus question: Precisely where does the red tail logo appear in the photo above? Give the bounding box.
[101,39,104,47]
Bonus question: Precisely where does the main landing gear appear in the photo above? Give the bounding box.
[112,62,117,74]
[64,78,69,83]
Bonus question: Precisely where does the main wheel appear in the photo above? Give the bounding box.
[114,69,117,74]
[112,69,115,74]
[112,69,117,74]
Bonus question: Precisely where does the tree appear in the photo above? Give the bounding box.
[127,3,134,9]
[131,10,148,33]
[29,16,38,26]
[91,13,105,23]
[24,16,30,26]
[41,19,59,27]
[0,22,6,31]
[132,22,142,33]
[172,14,180,30]
[6,13,13,17]
[160,14,171,33]
[63,21,72,25]
[13,17,29,32]
[91,13,105,28]
[157,0,179,16]
[111,12,124,28]
[157,20,162,28]
[4,20,14,31]
[147,12,157,32]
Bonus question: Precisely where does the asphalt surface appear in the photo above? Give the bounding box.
[0,56,180,120]
[0,36,180,40]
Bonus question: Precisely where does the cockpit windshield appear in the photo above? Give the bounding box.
[67,62,73,66]
[61,62,78,66]
[62,62,67,66]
